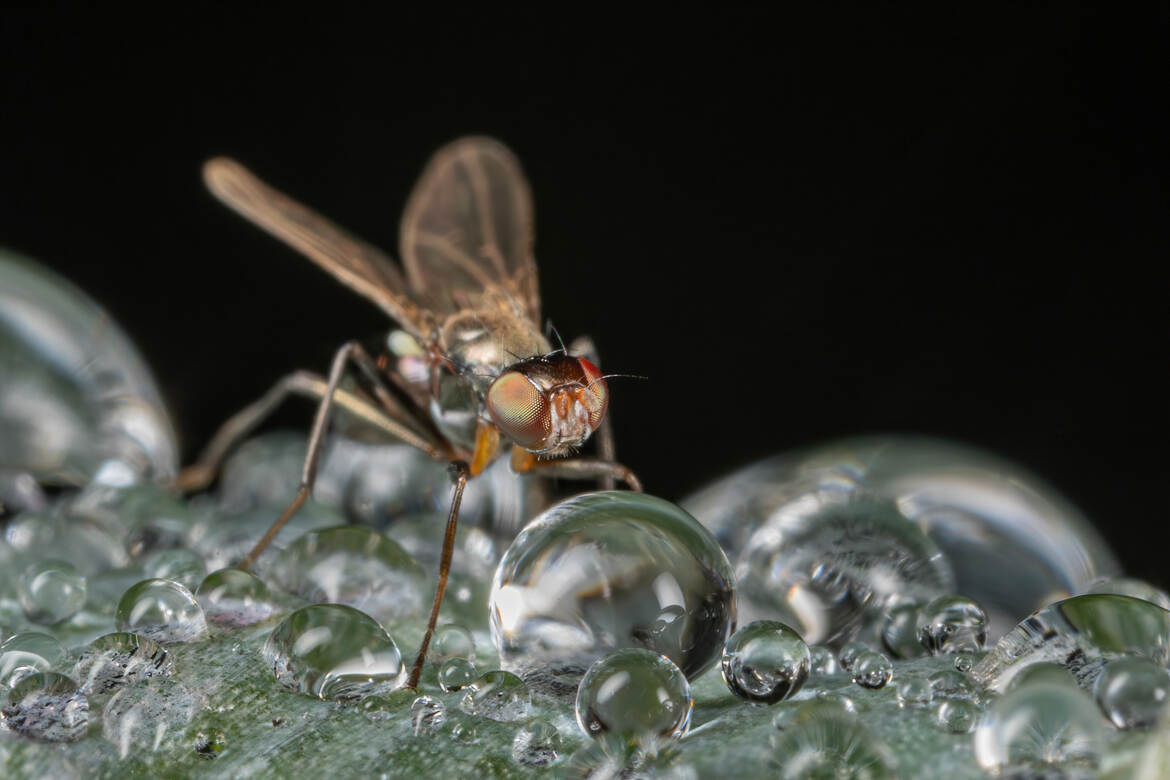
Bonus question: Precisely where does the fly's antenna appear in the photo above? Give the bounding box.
[585,373,648,392]
[545,320,568,355]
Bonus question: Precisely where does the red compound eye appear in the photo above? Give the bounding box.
[575,357,609,431]
[486,370,551,449]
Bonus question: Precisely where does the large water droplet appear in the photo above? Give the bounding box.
[768,700,895,778]
[429,623,475,662]
[459,670,532,722]
[266,525,426,625]
[143,548,206,591]
[916,594,987,655]
[1,671,87,742]
[880,602,927,659]
[1094,656,1170,730]
[262,604,405,700]
[73,632,173,696]
[972,594,1170,692]
[490,491,734,692]
[575,648,692,744]
[410,695,446,736]
[1085,577,1170,610]
[721,620,810,704]
[196,568,276,629]
[935,699,978,734]
[896,677,933,709]
[438,658,477,692]
[738,494,952,646]
[115,578,208,642]
[973,673,1107,774]
[0,631,66,687]
[102,678,199,758]
[512,719,562,767]
[18,559,86,624]
[851,651,893,690]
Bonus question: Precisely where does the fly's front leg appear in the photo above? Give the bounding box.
[568,334,616,490]
[511,447,643,493]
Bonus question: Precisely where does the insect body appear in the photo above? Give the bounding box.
[182,138,641,689]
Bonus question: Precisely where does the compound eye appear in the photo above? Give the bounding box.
[575,357,609,431]
[486,370,551,449]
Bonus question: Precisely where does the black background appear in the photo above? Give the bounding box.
[2,8,1167,584]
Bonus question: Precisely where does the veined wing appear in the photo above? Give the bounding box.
[400,137,540,324]
[203,158,431,340]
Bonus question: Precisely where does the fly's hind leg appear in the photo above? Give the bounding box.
[568,334,617,490]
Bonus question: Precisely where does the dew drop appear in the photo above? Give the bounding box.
[935,699,978,734]
[720,620,810,703]
[115,578,207,642]
[262,604,406,700]
[73,632,173,696]
[897,677,933,709]
[880,602,926,659]
[916,594,987,655]
[0,631,66,687]
[18,559,86,624]
[4,512,128,575]
[410,695,445,736]
[459,670,532,722]
[430,623,475,662]
[143,548,206,591]
[1084,577,1170,611]
[953,652,976,672]
[1,672,88,742]
[102,678,199,758]
[768,701,895,778]
[575,648,692,743]
[490,492,734,689]
[928,669,975,700]
[1094,656,1170,730]
[851,651,892,690]
[837,640,869,673]
[438,657,477,692]
[808,645,838,676]
[512,719,562,767]
[450,717,479,744]
[196,568,276,628]
[266,525,426,625]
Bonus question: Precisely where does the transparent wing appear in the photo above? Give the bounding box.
[399,137,540,323]
[203,158,431,339]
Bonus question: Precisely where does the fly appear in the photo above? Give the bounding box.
[177,137,641,690]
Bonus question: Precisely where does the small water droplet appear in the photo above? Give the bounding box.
[18,559,86,624]
[143,548,206,591]
[916,594,987,654]
[953,652,976,672]
[1,671,88,742]
[438,657,477,692]
[450,717,479,744]
[0,631,66,687]
[936,699,978,734]
[73,632,173,695]
[880,602,926,659]
[897,677,933,709]
[575,648,692,744]
[410,695,445,736]
[720,620,810,704]
[196,568,276,628]
[430,624,475,662]
[262,604,405,700]
[459,670,532,722]
[838,640,869,673]
[929,669,975,699]
[102,678,199,758]
[1094,656,1170,730]
[808,645,838,676]
[115,578,207,642]
[512,719,561,766]
[851,651,892,689]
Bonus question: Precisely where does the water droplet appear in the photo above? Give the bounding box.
[18,559,86,624]
[936,699,978,734]
[1094,656,1170,729]
[897,677,933,709]
[410,695,446,736]
[194,729,228,759]
[102,678,199,758]
[880,602,927,659]
[953,652,976,672]
[438,657,477,692]
[815,690,859,714]
[266,525,426,625]
[196,568,276,628]
[929,669,975,699]
[0,631,66,687]
[720,620,810,704]
[490,492,734,689]
[189,500,341,572]
[262,604,406,700]
[512,719,561,766]
[973,673,1106,774]
[808,645,838,676]
[1085,577,1170,610]
[115,578,208,642]
[973,594,1170,692]
[1,671,87,742]
[768,701,895,778]
[82,483,193,557]
[73,632,173,695]
[430,624,475,662]
[575,648,692,744]
[851,651,892,689]
[4,512,128,575]
[837,640,869,672]
[916,594,987,654]
[143,548,206,591]
[459,670,532,722]
[450,717,479,744]
[739,495,953,647]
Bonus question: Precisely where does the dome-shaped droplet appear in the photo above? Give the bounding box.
[73,632,173,695]
[5,512,128,575]
[953,652,976,672]
[459,670,532,722]
[438,658,477,692]
[410,695,446,736]
[575,648,693,744]
[102,678,199,758]
[18,559,86,624]
[936,699,979,734]
[974,674,1107,774]
[880,602,927,659]
[491,492,735,691]
[1094,656,1170,730]
[1,671,87,742]
[0,631,66,687]
[1085,577,1170,610]
[768,701,896,778]
[838,640,869,673]
[808,645,838,676]
[851,651,893,689]
[115,578,207,642]
[897,677,933,709]
[266,525,426,625]
[196,568,276,628]
[450,718,479,745]
[972,594,1170,692]
[720,620,810,704]
[143,548,206,591]
[430,623,475,662]
[929,669,976,700]
[262,604,406,700]
[916,594,987,655]
[512,719,562,767]
[189,500,342,573]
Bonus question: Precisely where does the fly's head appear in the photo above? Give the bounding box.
[485,353,609,457]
